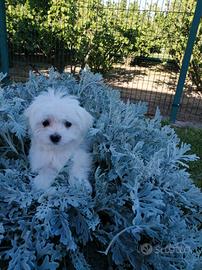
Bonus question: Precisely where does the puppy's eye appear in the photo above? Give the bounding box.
[42,119,50,127]
[64,121,72,128]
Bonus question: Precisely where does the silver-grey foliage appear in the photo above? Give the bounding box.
[0,69,201,270]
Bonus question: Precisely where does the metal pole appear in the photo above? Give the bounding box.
[0,0,9,78]
[170,0,202,123]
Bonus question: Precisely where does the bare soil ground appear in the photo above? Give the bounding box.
[9,60,202,123]
[105,64,202,123]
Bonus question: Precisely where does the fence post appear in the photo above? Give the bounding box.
[170,0,202,123]
[0,0,9,78]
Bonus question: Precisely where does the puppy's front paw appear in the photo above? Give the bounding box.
[83,180,92,194]
[69,176,92,194]
[32,174,53,191]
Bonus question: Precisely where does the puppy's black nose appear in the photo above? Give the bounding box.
[50,134,61,144]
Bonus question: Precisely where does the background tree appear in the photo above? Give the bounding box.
[5,0,201,89]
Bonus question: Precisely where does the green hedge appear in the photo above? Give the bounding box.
[6,0,202,89]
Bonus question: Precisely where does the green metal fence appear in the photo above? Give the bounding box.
[1,0,202,123]
[0,0,9,76]
[170,0,201,123]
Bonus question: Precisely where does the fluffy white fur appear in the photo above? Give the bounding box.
[25,89,93,192]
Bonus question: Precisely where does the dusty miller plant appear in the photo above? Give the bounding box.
[0,69,201,270]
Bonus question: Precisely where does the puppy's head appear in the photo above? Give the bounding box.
[24,89,93,147]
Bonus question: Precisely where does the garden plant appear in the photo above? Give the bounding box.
[0,69,201,269]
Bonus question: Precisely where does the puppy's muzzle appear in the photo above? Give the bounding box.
[50,133,61,144]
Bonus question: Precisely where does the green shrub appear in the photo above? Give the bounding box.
[163,0,201,90]
[5,0,202,89]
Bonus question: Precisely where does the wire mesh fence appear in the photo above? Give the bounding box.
[3,0,202,123]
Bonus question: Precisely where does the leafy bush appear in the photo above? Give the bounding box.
[0,69,201,269]
[6,0,201,88]
[6,2,41,55]
[6,0,139,73]
[163,0,202,90]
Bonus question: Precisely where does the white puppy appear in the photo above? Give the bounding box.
[25,89,93,192]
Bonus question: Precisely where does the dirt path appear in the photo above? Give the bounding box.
[105,64,202,123]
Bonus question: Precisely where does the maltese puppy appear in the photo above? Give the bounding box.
[25,89,93,192]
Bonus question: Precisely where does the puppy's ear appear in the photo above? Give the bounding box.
[76,107,93,133]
